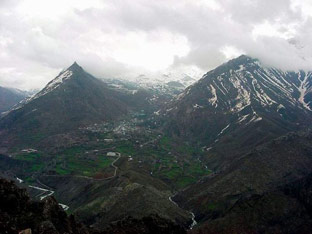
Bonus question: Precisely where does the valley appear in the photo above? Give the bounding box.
[0,108,210,230]
[1,56,312,233]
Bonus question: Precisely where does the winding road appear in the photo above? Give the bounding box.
[16,177,69,211]
[16,153,197,229]
[14,153,122,211]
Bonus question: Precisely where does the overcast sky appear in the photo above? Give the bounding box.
[1,0,312,90]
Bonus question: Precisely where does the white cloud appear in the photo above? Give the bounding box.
[220,46,245,60]
[0,0,312,90]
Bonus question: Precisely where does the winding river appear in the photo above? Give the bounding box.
[169,195,197,230]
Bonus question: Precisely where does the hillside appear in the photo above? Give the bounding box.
[174,130,312,233]
[0,177,187,234]
[2,55,312,233]
[162,55,312,168]
[0,63,152,150]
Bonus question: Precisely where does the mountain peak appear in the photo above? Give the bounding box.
[165,53,312,147]
[202,55,259,79]
[227,54,258,67]
[68,61,83,73]
[27,64,83,102]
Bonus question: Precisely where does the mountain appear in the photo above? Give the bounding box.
[0,62,145,149]
[114,70,198,97]
[3,56,312,233]
[162,55,312,168]
[166,81,185,90]
[159,55,312,233]
[38,170,192,230]
[0,86,28,114]
[0,177,89,234]
[0,177,186,234]
[101,78,178,113]
[176,130,312,234]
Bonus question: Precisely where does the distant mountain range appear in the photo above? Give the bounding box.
[0,86,29,114]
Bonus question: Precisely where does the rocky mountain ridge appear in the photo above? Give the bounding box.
[162,55,312,168]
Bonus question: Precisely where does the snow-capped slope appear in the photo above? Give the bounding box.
[297,72,312,110]
[30,69,73,102]
[0,62,137,146]
[162,55,312,158]
[114,68,200,96]
[177,57,312,116]
[5,64,81,115]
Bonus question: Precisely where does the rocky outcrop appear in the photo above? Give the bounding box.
[0,177,89,234]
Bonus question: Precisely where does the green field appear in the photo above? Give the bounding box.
[15,152,45,173]
[54,146,115,177]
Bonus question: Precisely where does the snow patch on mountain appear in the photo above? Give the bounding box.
[217,124,230,136]
[229,74,251,112]
[247,114,262,124]
[208,85,217,107]
[297,72,312,111]
[277,104,285,111]
[193,104,204,109]
[237,114,250,124]
[30,70,73,101]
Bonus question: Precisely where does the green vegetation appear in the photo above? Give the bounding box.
[30,163,44,172]
[152,154,212,189]
[12,129,211,190]
[159,136,172,150]
[24,176,35,183]
[206,203,217,210]
[55,164,70,175]
[187,163,212,177]
[15,152,45,173]
[176,144,200,156]
[176,176,197,188]
[98,157,114,167]
[54,146,115,177]
[65,156,114,176]
[62,146,86,156]
[15,152,41,162]
[116,142,136,155]
[162,165,182,179]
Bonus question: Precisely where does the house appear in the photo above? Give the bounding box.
[107,152,117,157]
[104,139,114,142]
[21,149,37,153]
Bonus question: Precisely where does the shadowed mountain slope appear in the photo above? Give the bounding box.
[0,63,145,148]
[162,55,312,168]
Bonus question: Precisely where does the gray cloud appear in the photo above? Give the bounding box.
[0,0,311,90]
